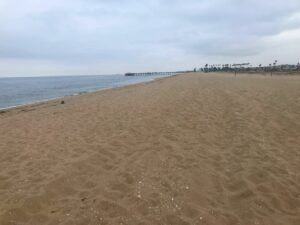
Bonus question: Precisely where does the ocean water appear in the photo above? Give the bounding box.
[0,74,168,109]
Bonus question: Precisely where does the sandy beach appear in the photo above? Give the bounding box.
[0,73,299,225]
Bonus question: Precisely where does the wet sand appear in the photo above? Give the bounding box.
[0,73,300,225]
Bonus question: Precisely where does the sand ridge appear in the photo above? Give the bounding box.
[0,73,300,225]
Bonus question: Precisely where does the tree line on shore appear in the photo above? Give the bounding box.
[198,61,300,74]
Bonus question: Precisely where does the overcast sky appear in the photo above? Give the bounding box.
[0,0,300,77]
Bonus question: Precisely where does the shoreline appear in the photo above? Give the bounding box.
[0,74,175,113]
[1,71,298,113]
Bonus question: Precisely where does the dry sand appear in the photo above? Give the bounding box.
[0,73,299,225]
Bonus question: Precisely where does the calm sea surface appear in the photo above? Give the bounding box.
[0,74,168,109]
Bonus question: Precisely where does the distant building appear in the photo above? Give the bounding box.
[279,64,297,71]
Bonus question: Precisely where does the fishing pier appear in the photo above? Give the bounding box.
[125,71,189,76]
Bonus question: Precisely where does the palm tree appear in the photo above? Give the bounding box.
[204,64,208,72]
[258,64,262,72]
[273,60,278,73]
[269,64,273,76]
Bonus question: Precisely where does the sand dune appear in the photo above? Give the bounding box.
[0,73,299,225]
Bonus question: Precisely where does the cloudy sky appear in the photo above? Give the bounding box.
[0,0,300,77]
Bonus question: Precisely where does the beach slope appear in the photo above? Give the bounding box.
[0,73,299,225]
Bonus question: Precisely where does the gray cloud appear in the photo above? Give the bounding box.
[0,0,300,76]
